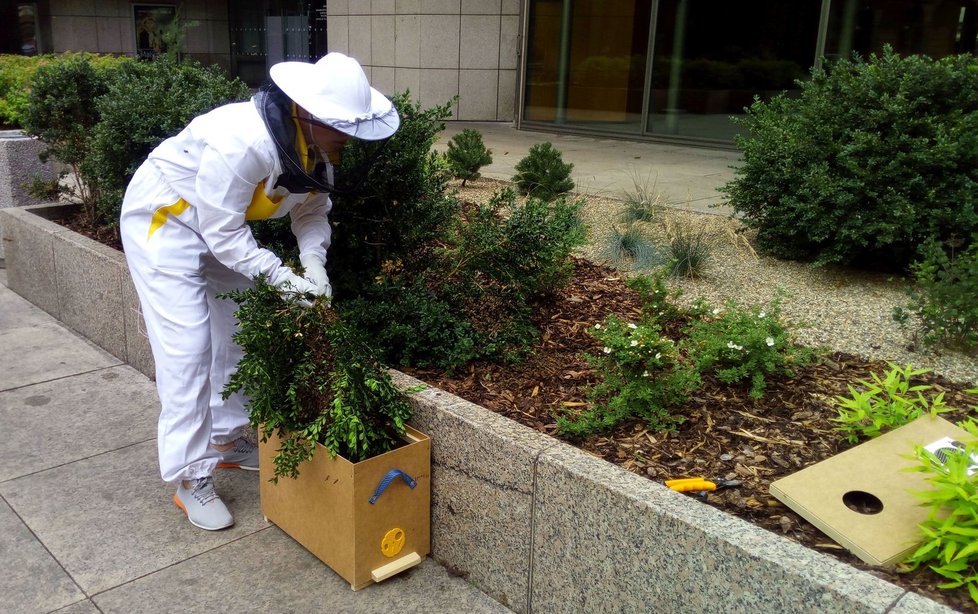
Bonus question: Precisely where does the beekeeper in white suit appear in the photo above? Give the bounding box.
[120,52,399,530]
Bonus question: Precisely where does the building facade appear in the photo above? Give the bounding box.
[5,0,977,146]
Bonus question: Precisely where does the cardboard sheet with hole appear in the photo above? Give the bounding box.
[769,414,973,567]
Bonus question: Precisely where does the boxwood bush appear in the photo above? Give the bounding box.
[723,47,978,270]
[84,58,251,230]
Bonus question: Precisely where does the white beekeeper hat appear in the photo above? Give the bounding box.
[269,52,400,141]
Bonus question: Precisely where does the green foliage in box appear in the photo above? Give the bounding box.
[723,47,978,270]
[445,128,492,186]
[223,278,412,478]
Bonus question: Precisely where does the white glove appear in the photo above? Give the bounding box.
[276,271,318,307]
[300,254,332,298]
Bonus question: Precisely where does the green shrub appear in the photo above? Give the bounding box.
[22,55,116,223]
[681,296,811,398]
[722,47,978,269]
[0,54,43,128]
[557,315,699,438]
[445,128,492,186]
[513,141,575,201]
[223,278,412,477]
[894,237,978,353]
[84,57,250,230]
[342,187,585,369]
[832,363,953,443]
[328,93,457,298]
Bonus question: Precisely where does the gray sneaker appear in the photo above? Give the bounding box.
[215,437,259,471]
[174,476,234,530]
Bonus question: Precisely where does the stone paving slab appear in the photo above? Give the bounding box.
[0,284,121,391]
[0,440,265,596]
[0,497,85,614]
[93,528,510,614]
[50,601,100,614]
[0,365,158,482]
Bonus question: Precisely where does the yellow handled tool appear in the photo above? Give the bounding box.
[665,477,717,492]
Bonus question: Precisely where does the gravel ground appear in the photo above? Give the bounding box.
[456,178,977,386]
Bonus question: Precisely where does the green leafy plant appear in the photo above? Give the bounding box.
[894,236,978,353]
[223,278,412,479]
[903,419,978,605]
[513,141,575,201]
[832,363,953,443]
[681,295,810,398]
[557,315,699,438]
[722,47,978,270]
[445,128,492,186]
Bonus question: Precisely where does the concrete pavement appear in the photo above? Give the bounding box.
[0,123,741,613]
[434,121,741,216]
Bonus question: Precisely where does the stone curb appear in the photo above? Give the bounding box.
[0,203,957,614]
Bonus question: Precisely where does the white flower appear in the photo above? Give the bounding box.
[712,308,721,315]
[630,340,639,347]
[628,323,638,329]
[654,353,662,359]
[758,311,766,319]
[603,347,612,354]
[594,324,601,329]
[765,337,775,347]
[642,370,650,377]
[727,341,744,351]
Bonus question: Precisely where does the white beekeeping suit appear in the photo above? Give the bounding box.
[120,52,399,531]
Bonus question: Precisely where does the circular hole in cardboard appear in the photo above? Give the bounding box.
[842,490,884,515]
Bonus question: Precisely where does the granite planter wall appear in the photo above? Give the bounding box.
[0,131,60,259]
[0,203,957,614]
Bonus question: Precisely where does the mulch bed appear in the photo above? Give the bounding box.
[405,257,978,612]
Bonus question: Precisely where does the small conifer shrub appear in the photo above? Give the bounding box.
[445,128,492,186]
[513,142,574,201]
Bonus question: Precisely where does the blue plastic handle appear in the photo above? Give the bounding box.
[369,469,417,504]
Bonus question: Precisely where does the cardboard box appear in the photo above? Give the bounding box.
[770,415,973,566]
[259,425,431,589]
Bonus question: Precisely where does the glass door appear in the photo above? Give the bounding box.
[646,0,823,141]
[524,0,653,136]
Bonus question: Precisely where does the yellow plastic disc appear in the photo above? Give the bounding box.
[381,527,406,558]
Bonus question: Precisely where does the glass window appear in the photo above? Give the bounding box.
[647,0,822,141]
[825,0,978,60]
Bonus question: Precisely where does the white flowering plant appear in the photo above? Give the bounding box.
[681,296,812,398]
[556,315,700,438]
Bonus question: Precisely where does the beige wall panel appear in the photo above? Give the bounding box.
[95,17,125,52]
[420,68,458,117]
[421,0,460,14]
[501,0,520,15]
[328,0,350,16]
[372,15,396,65]
[395,14,421,67]
[497,68,516,121]
[396,0,421,13]
[458,69,498,120]
[328,16,351,54]
[372,0,396,14]
[460,15,500,69]
[349,15,372,64]
[372,66,396,94]
[51,16,99,52]
[462,0,500,14]
[395,67,421,96]
[420,15,459,69]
